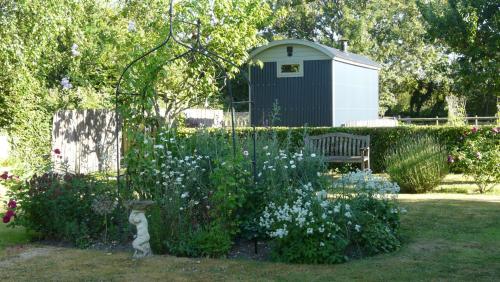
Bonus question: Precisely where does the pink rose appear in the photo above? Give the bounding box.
[2,210,15,223]
[5,209,15,217]
[471,127,478,134]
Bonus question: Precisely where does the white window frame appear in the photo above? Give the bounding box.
[277,60,304,78]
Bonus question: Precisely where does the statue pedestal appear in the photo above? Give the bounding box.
[127,200,154,259]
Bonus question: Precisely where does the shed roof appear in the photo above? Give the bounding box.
[250,39,381,70]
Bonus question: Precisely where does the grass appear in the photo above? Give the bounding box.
[1,194,499,281]
[0,225,32,258]
[432,174,500,194]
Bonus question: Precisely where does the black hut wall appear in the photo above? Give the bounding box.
[250,60,332,127]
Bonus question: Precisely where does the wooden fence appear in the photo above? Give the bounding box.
[223,112,250,127]
[396,116,498,126]
[52,110,120,174]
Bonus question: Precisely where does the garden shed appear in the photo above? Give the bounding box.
[249,39,381,127]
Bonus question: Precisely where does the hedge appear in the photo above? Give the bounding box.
[178,125,497,173]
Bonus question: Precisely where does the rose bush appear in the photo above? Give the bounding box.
[450,126,500,193]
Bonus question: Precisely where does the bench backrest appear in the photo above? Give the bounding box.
[304,132,370,157]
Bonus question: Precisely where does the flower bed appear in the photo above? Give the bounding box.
[3,128,403,263]
[260,170,402,263]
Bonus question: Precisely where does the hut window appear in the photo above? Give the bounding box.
[281,64,300,73]
[277,61,303,78]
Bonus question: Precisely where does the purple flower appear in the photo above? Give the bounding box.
[60,77,72,90]
[447,155,454,163]
[471,127,478,134]
[128,20,136,32]
[71,43,80,57]
[0,171,8,180]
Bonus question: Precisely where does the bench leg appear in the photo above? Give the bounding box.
[361,161,365,171]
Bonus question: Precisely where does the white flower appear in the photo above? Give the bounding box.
[289,160,294,165]
[181,192,189,198]
[310,153,316,157]
[154,144,164,150]
[306,227,313,235]
[291,164,296,169]
[258,172,262,178]
[243,150,249,156]
[71,43,80,57]
[263,146,268,150]
[355,224,361,232]
[60,77,72,90]
[128,20,136,32]
[320,242,325,247]
[345,211,352,218]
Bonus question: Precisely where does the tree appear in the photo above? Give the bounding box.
[118,0,271,127]
[418,0,500,115]
[265,0,454,116]
[0,0,126,173]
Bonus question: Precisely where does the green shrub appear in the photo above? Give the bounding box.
[384,135,448,193]
[260,170,402,264]
[3,173,130,247]
[125,128,329,257]
[190,224,233,258]
[450,127,500,193]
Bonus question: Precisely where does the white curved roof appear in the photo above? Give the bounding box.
[250,39,381,70]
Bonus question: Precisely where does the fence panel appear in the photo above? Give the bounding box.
[52,110,120,174]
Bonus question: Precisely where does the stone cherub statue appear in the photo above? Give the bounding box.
[127,200,154,259]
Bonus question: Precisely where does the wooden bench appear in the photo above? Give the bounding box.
[304,132,371,170]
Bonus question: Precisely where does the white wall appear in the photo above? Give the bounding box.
[334,61,379,126]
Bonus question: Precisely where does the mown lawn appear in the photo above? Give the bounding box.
[1,194,499,281]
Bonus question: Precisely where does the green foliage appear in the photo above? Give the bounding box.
[450,127,500,193]
[384,135,448,193]
[4,173,129,247]
[260,170,401,264]
[124,127,329,257]
[179,125,497,173]
[418,0,499,115]
[190,224,233,258]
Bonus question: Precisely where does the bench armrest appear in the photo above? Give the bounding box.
[360,146,370,157]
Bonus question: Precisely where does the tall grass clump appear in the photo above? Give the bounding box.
[384,135,448,193]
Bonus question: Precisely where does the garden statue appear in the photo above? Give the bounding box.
[127,200,154,259]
